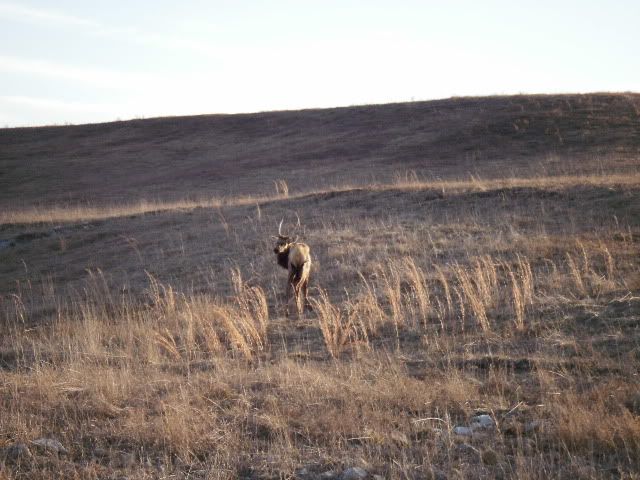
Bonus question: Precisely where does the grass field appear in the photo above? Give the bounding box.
[1,94,639,479]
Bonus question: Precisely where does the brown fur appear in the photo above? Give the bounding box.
[273,237,311,316]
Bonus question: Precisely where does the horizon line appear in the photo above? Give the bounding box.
[2,90,639,130]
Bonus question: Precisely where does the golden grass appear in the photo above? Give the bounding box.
[1,169,639,479]
[3,172,639,225]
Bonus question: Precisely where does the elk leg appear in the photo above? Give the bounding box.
[286,272,295,317]
[293,281,303,318]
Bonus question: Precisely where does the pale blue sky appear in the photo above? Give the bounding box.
[1,1,638,126]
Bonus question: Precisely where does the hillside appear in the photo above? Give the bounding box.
[1,94,639,479]
[1,93,639,206]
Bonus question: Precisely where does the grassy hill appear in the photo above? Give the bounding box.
[0,94,639,479]
[1,93,639,206]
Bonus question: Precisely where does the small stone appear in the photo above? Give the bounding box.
[4,443,32,464]
[470,414,495,430]
[31,437,68,455]
[481,449,499,466]
[340,467,368,480]
[320,471,338,479]
[453,426,473,436]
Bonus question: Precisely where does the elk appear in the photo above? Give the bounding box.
[273,219,311,316]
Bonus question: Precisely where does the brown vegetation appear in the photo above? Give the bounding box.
[0,94,639,479]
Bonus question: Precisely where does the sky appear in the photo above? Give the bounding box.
[1,1,639,127]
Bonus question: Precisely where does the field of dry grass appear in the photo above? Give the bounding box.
[1,94,640,479]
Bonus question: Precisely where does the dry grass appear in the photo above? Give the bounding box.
[1,173,638,479]
[1,95,640,479]
[2,171,639,225]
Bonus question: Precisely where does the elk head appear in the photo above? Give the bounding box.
[273,219,297,260]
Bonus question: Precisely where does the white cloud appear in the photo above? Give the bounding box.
[0,54,161,89]
[0,2,231,61]
[0,2,98,28]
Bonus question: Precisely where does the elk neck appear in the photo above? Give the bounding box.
[276,248,290,269]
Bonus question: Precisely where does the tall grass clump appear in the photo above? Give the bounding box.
[506,255,535,331]
[402,257,432,326]
[311,290,361,358]
[145,271,270,361]
[453,263,491,332]
[230,268,270,354]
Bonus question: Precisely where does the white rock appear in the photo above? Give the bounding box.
[340,466,368,480]
[320,471,338,479]
[320,470,338,480]
[470,414,495,430]
[31,438,68,454]
[453,426,473,436]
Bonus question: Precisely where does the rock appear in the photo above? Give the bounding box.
[4,443,32,464]
[340,467,368,480]
[470,414,495,430]
[481,449,499,465]
[453,426,473,436]
[31,437,68,455]
[320,471,338,479]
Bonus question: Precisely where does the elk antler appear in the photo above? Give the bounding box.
[278,218,284,236]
